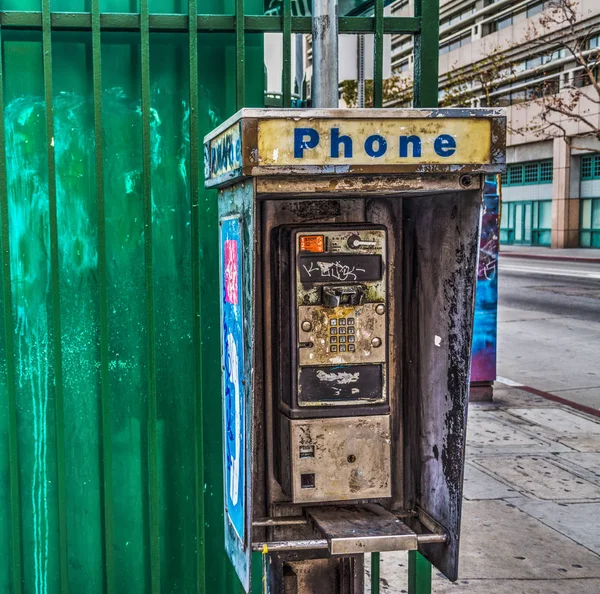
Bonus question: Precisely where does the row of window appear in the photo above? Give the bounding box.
[500,161,553,186]
[481,0,550,37]
[581,154,600,180]
[439,31,471,55]
[500,200,552,246]
[441,3,476,29]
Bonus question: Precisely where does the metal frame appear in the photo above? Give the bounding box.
[0,1,442,593]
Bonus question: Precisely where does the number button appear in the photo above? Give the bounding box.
[339,346,346,353]
[331,345,337,353]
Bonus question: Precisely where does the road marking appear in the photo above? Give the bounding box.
[500,264,600,280]
[497,376,524,387]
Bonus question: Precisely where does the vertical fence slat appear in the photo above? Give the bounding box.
[0,23,23,594]
[188,1,205,593]
[371,551,380,594]
[91,2,115,593]
[236,0,246,108]
[373,0,384,108]
[139,1,160,593]
[282,0,292,107]
[413,0,439,108]
[41,1,69,592]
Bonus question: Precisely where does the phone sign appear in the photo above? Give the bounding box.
[220,217,246,545]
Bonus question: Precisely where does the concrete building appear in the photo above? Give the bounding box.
[387,0,600,248]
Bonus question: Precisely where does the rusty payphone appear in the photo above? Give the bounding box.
[205,108,506,592]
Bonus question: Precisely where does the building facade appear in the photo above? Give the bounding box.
[388,0,600,248]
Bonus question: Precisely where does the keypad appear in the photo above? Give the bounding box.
[329,315,356,353]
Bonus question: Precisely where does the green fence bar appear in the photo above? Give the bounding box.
[282,0,292,107]
[187,1,205,592]
[371,552,381,594]
[413,0,440,107]
[0,21,23,594]
[139,1,161,592]
[373,0,384,108]
[41,1,69,592]
[237,0,246,108]
[91,0,116,592]
[408,551,433,594]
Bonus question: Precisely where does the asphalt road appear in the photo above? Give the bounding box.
[497,256,600,410]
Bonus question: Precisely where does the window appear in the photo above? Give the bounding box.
[581,154,600,180]
[441,4,476,28]
[503,161,553,186]
[526,1,544,17]
[524,163,539,183]
[580,199,600,248]
[483,13,513,36]
[508,165,523,185]
[540,161,553,182]
[440,32,471,54]
[589,35,600,49]
[398,59,411,73]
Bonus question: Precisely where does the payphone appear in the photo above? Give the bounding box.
[205,108,506,593]
[273,224,390,503]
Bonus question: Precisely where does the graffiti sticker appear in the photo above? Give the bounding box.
[220,216,245,544]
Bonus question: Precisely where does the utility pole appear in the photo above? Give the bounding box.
[312,0,339,108]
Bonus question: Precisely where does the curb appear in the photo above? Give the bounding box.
[518,384,600,419]
[500,252,600,263]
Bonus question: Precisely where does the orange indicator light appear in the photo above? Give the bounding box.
[300,235,325,253]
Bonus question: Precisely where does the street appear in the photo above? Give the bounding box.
[497,255,600,411]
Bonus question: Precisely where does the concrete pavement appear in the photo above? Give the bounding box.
[367,383,600,593]
[497,255,600,411]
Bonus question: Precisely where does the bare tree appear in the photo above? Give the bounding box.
[440,46,517,109]
[519,0,600,143]
[340,76,412,108]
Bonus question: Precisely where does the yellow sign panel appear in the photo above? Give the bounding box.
[257,118,492,166]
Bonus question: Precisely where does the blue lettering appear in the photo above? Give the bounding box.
[294,127,320,158]
[330,127,353,158]
[399,135,422,158]
[434,134,456,157]
[364,134,387,158]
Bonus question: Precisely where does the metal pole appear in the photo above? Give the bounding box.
[357,33,365,108]
[312,0,339,108]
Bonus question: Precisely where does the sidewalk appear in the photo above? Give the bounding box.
[500,245,600,262]
[370,383,600,593]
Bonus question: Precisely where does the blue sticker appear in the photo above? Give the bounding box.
[221,216,245,544]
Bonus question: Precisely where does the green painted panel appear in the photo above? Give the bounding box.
[0,5,262,591]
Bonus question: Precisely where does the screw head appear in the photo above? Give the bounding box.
[371,337,382,348]
[301,321,312,332]
[347,454,356,464]
[375,304,385,315]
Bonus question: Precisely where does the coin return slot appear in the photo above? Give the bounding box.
[301,473,316,489]
[299,445,315,458]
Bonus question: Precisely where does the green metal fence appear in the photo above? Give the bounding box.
[0,1,439,593]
